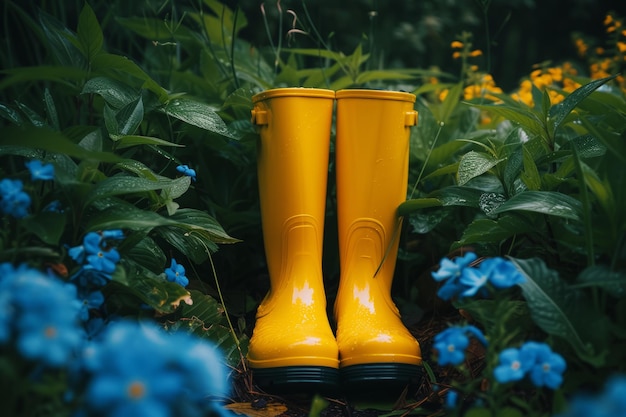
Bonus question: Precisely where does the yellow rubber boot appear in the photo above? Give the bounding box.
[334,89,422,390]
[248,88,339,392]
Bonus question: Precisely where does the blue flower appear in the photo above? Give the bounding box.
[480,257,525,288]
[84,323,184,417]
[523,341,566,389]
[445,389,459,409]
[86,247,120,275]
[494,341,566,389]
[78,291,105,321]
[432,252,477,282]
[165,259,189,287]
[0,263,84,367]
[176,164,197,181]
[494,347,533,383]
[82,320,230,417]
[433,325,487,366]
[69,231,122,280]
[432,253,526,300]
[68,232,103,264]
[459,266,489,297]
[25,159,55,181]
[556,375,626,417]
[432,252,477,300]
[603,375,626,414]
[0,178,31,218]
[101,229,125,240]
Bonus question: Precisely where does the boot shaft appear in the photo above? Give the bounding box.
[252,88,335,287]
[335,89,418,287]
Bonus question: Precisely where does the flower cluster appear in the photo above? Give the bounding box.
[0,178,31,218]
[82,320,231,417]
[557,374,626,417]
[68,230,124,320]
[1,262,232,416]
[0,160,56,219]
[431,252,525,300]
[433,324,487,366]
[494,341,566,389]
[0,263,84,367]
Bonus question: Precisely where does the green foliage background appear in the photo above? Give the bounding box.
[0,0,625,415]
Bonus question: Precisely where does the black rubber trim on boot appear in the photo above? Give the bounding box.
[340,363,422,397]
[252,366,340,394]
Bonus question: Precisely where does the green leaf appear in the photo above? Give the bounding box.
[474,102,546,139]
[0,103,23,125]
[82,77,140,108]
[126,235,166,273]
[13,101,45,127]
[38,10,85,67]
[76,3,103,61]
[573,265,626,297]
[513,257,609,366]
[431,186,484,207]
[564,134,607,159]
[160,176,191,216]
[397,198,442,216]
[548,74,618,135]
[456,216,529,247]
[115,135,184,149]
[86,204,173,231]
[492,191,583,221]
[161,99,239,139]
[91,53,168,101]
[166,209,240,245]
[21,212,67,245]
[109,97,144,140]
[113,263,190,314]
[520,145,541,190]
[157,226,216,263]
[355,69,417,84]
[114,160,159,180]
[85,175,180,205]
[457,150,505,185]
[116,16,195,42]
[0,126,121,162]
[0,66,87,90]
[438,81,463,125]
[43,88,60,130]
[579,115,626,162]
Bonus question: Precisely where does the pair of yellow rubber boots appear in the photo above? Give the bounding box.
[248,88,422,393]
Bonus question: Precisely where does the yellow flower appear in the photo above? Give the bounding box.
[596,47,605,55]
[469,49,483,57]
[452,51,461,59]
[548,90,565,105]
[547,67,563,82]
[604,14,614,27]
[562,77,581,93]
[575,38,588,57]
[451,41,464,49]
[618,41,626,53]
[438,89,449,102]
